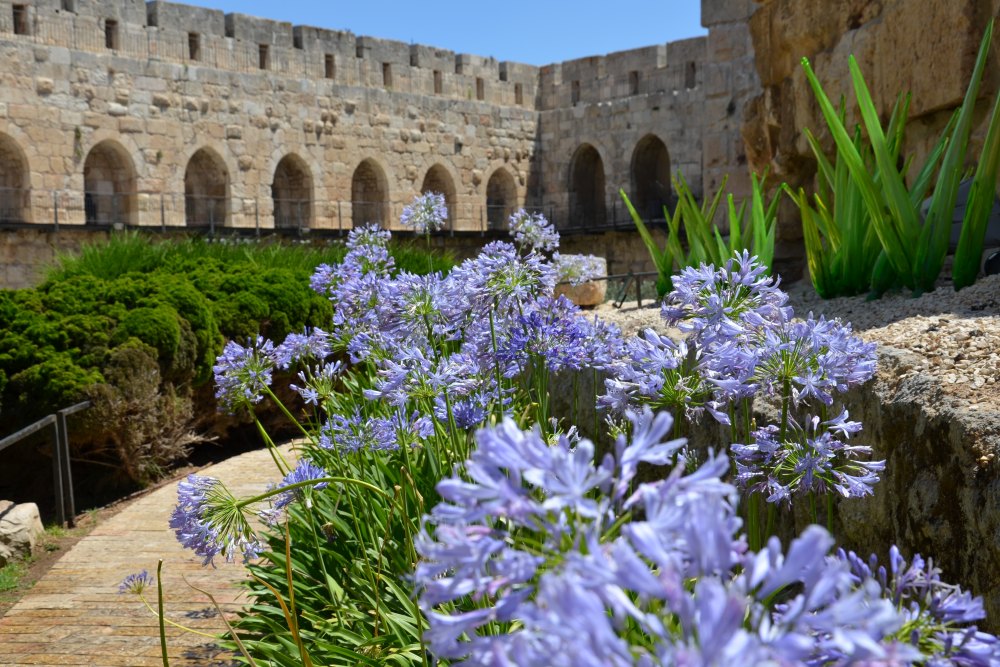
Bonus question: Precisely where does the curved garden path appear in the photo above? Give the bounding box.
[0,443,295,667]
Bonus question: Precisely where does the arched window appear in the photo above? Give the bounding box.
[184,148,228,229]
[0,133,29,224]
[630,134,671,222]
[83,140,136,225]
[351,158,389,228]
[420,164,457,229]
[272,154,312,230]
[485,168,516,230]
[568,144,606,228]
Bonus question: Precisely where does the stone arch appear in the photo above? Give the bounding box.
[351,158,390,228]
[271,153,313,230]
[420,163,457,229]
[83,139,137,225]
[184,147,229,228]
[485,166,517,230]
[568,143,607,228]
[0,132,30,224]
[630,134,672,221]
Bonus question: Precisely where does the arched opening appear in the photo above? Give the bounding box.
[0,133,29,224]
[569,144,606,228]
[630,134,671,221]
[184,148,228,229]
[485,168,517,230]
[351,158,389,228]
[84,140,136,225]
[420,164,457,229]
[272,154,312,230]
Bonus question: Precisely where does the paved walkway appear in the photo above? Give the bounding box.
[0,443,297,667]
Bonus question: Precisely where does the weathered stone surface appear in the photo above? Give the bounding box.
[0,500,44,567]
[554,279,607,308]
[836,346,1000,628]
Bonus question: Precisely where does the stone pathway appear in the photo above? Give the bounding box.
[0,443,296,667]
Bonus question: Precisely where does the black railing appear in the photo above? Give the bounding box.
[0,401,90,527]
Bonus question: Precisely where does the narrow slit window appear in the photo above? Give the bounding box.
[685,61,697,89]
[188,32,200,61]
[476,77,484,101]
[433,70,442,94]
[61,0,76,12]
[104,19,118,50]
[382,63,392,88]
[629,70,639,95]
[12,5,28,35]
[325,53,335,79]
[258,44,269,70]
[514,83,523,105]
[571,80,581,104]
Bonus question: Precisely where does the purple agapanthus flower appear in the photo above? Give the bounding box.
[213,335,277,413]
[118,569,154,595]
[508,209,559,252]
[169,474,262,565]
[271,460,329,511]
[401,191,448,233]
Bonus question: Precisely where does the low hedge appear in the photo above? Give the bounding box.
[0,233,452,490]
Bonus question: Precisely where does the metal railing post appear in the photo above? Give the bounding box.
[51,417,65,528]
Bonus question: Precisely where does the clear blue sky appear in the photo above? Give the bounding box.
[180,1,707,66]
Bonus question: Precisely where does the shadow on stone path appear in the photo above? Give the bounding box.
[0,443,295,667]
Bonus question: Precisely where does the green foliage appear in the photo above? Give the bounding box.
[800,19,1000,297]
[0,232,451,487]
[621,169,779,297]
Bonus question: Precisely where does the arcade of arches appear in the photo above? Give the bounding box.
[0,132,675,231]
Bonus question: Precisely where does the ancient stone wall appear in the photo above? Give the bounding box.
[742,0,1000,246]
[0,0,759,288]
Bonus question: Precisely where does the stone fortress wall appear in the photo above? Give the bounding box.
[0,0,757,286]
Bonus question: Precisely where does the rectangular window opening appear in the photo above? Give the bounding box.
[685,61,697,89]
[499,68,508,82]
[325,53,335,79]
[382,62,392,88]
[258,43,269,70]
[433,70,442,94]
[629,70,639,95]
[571,80,581,105]
[410,51,418,67]
[61,0,76,12]
[188,32,200,61]
[356,44,364,58]
[12,5,28,35]
[476,77,484,101]
[514,83,523,106]
[104,19,118,50]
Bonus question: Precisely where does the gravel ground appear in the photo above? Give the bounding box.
[591,274,1000,412]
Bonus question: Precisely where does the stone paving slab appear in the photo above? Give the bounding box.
[0,443,297,667]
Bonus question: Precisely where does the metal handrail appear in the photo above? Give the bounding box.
[0,400,90,527]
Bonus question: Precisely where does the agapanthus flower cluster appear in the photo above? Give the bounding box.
[213,335,277,413]
[837,546,1000,663]
[732,410,885,502]
[414,410,996,665]
[169,474,262,565]
[553,252,604,285]
[319,409,399,453]
[271,459,329,511]
[118,569,154,595]
[400,191,448,233]
[508,208,560,252]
